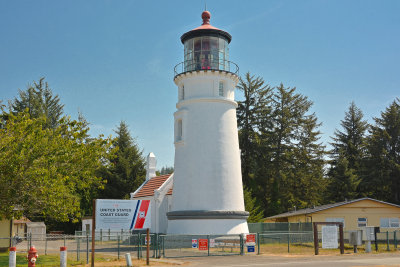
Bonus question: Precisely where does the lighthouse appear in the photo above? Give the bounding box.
[167,11,249,235]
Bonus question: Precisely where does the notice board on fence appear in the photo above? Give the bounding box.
[95,199,151,230]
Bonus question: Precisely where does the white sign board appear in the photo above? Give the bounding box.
[96,199,151,230]
[210,238,215,248]
[322,225,338,249]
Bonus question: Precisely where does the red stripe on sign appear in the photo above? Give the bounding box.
[134,200,150,229]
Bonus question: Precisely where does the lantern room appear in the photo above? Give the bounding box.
[175,11,238,76]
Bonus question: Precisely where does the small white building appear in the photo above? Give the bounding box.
[130,152,173,234]
[26,222,46,240]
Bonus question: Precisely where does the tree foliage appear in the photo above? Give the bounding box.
[362,99,400,203]
[243,187,264,223]
[0,111,111,222]
[237,75,326,217]
[9,77,64,129]
[97,121,146,200]
[327,102,367,201]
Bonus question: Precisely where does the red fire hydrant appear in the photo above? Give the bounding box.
[27,246,38,267]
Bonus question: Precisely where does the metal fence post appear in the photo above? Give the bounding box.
[162,235,165,258]
[64,235,66,247]
[118,234,120,260]
[86,233,89,265]
[45,234,48,255]
[77,236,80,261]
[239,234,244,256]
[207,235,210,256]
[257,233,260,255]
[387,231,390,251]
[100,229,102,243]
[288,223,290,253]
[394,230,397,250]
[138,233,142,259]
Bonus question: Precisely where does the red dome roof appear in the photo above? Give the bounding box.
[180,11,232,44]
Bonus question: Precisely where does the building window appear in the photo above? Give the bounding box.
[176,119,183,142]
[380,218,400,228]
[179,85,185,100]
[219,81,224,96]
[326,217,345,227]
[357,217,367,227]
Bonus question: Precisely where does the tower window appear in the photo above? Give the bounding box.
[179,85,185,100]
[219,81,224,96]
[177,119,183,141]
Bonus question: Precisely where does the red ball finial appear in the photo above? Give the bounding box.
[202,11,211,25]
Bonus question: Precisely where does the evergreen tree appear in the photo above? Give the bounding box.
[10,77,64,129]
[327,102,368,200]
[237,78,326,217]
[326,152,361,202]
[243,187,264,223]
[330,102,368,171]
[264,84,325,214]
[363,99,400,203]
[97,121,146,199]
[160,166,174,175]
[237,72,272,190]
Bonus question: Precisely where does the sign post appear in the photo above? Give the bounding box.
[91,199,96,267]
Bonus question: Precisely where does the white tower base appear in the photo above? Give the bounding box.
[168,219,249,235]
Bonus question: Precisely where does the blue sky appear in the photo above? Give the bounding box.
[1,0,399,169]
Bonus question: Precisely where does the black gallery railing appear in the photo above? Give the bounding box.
[174,60,239,77]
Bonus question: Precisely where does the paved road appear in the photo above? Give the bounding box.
[177,253,400,267]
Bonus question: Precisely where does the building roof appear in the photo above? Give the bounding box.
[26,222,46,227]
[14,217,31,224]
[267,197,400,220]
[132,174,173,198]
[180,11,232,44]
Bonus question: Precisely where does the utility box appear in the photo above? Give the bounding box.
[362,227,375,241]
[349,230,363,246]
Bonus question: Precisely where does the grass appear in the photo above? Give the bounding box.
[0,252,177,267]
[0,252,114,267]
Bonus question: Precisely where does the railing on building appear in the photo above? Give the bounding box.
[174,59,239,78]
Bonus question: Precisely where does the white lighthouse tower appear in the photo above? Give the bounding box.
[167,11,249,235]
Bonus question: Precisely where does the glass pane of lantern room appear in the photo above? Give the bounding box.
[210,37,218,69]
[193,38,201,70]
[201,37,211,70]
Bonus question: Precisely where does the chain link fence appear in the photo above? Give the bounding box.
[1,227,398,262]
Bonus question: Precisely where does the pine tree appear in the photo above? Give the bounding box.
[327,102,368,201]
[330,102,368,171]
[243,187,264,223]
[10,77,64,129]
[265,84,325,214]
[363,99,400,203]
[237,72,272,190]
[327,152,361,202]
[97,121,146,199]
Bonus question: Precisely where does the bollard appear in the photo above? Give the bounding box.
[9,247,16,267]
[125,253,133,267]
[60,247,67,267]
